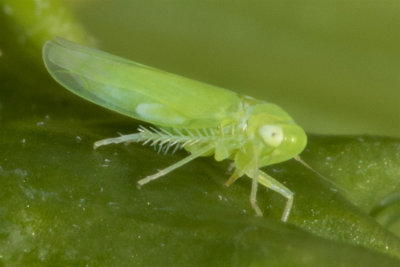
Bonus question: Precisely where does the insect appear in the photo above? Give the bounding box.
[42,38,307,222]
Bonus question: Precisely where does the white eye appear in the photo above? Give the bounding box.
[259,125,283,147]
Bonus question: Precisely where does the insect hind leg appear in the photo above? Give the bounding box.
[93,133,141,149]
[137,143,215,188]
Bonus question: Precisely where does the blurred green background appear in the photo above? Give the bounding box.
[70,0,400,137]
[3,0,400,136]
[2,0,400,266]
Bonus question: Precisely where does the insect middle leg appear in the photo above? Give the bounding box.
[137,143,215,188]
[224,168,244,187]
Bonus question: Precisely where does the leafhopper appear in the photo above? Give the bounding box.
[42,38,307,222]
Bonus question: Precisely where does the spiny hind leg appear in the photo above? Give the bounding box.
[94,133,140,149]
[137,143,215,188]
[257,170,294,222]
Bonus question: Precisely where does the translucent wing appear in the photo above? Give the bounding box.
[43,38,243,128]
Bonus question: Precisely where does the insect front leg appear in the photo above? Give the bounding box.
[257,170,294,222]
[137,143,215,188]
[246,146,263,217]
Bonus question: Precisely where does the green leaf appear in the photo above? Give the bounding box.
[2,98,400,265]
[2,85,400,265]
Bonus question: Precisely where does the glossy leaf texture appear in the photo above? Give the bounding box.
[2,102,400,265]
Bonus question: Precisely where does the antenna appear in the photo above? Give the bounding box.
[294,156,349,195]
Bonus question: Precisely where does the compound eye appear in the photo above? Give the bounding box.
[259,125,283,147]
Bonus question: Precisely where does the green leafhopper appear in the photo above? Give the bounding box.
[42,38,307,222]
